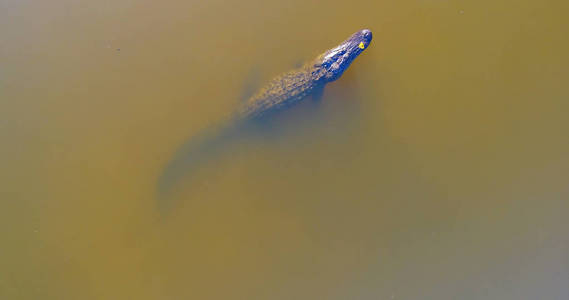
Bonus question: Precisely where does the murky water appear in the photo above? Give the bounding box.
[1,0,568,299]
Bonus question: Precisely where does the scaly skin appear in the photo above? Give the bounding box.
[238,29,373,120]
[157,29,373,204]
[237,63,327,119]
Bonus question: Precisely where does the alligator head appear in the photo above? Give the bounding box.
[317,29,373,82]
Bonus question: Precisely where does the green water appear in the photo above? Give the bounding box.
[1,0,568,299]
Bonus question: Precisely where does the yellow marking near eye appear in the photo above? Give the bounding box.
[358,42,365,49]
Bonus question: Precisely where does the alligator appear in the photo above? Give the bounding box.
[156,29,373,205]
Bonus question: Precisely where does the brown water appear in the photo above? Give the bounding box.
[1,0,568,299]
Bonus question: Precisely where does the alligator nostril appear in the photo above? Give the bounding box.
[361,29,373,40]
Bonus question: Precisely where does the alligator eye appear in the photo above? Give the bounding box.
[358,42,365,49]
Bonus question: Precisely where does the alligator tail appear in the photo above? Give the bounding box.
[155,121,247,211]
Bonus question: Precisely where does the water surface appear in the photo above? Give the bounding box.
[1,0,568,299]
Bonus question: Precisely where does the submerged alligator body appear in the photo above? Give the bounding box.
[238,29,373,120]
[157,29,373,205]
